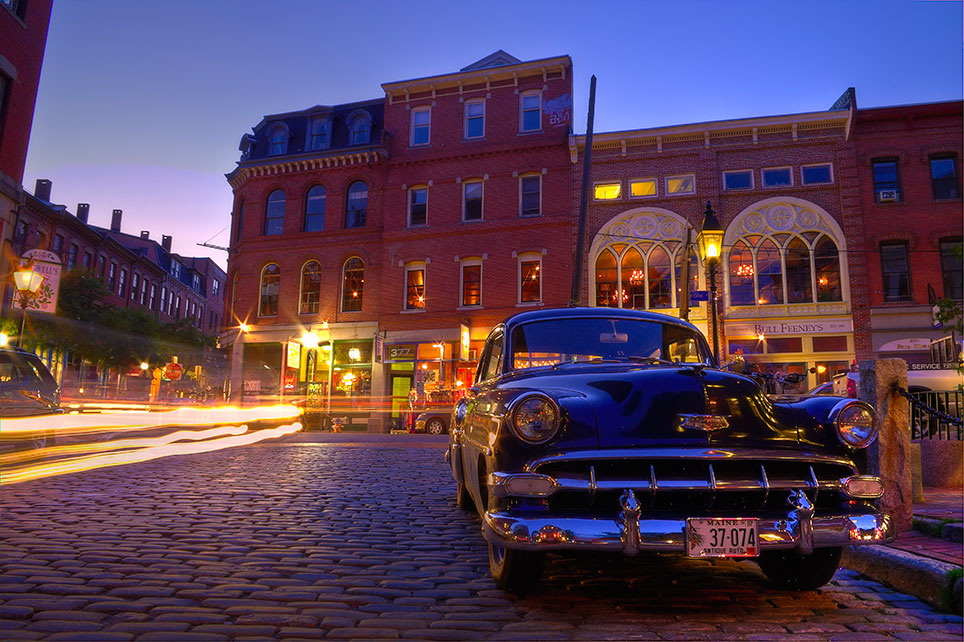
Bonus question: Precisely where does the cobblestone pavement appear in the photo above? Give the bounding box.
[2,438,962,641]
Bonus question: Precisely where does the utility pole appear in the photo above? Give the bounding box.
[678,225,693,322]
[569,75,596,307]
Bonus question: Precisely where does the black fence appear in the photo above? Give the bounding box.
[908,389,963,441]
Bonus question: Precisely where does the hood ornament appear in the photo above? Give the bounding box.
[680,414,729,432]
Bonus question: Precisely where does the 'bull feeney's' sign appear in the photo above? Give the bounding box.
[724,318,854,336]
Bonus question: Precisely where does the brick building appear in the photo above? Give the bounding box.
[224,51,573,426]
[0,0,52,294]
[851,100,962,365]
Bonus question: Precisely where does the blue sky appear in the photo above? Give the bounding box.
[24,0,963,269]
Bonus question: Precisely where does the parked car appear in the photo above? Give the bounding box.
[0,347,62,449]
[414,409,450,435]
[833,368,963,397]
[805,381,835,396]
[447,307,894,592]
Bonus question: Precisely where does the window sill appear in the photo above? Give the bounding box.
[408,144,431,150]
[666,192,697,197]
[932,197,962,203]
[401,308,426,314]
[515,301,544,308]
[407,224,429,229]
[457,305,483,311]
[462,137,486,143]
[518,130,543,136]
[461,218,484,224]
[520,213,542,218]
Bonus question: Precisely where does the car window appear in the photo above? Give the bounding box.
[510,318,710,370]
[0,354,45,386]
[483,333,504,381]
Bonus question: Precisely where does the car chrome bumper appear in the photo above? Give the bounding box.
[482,489,895,555]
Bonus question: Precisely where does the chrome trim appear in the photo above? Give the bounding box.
[588,465,597,505]
[489,472,559,498]
[840,475,885,499]
[619,490,641,556]
[462,434,493,457]
[525,448,859,474]
[680,414,730,432]
[760,464,770,506]
[483,505,895,554]
[829,399,878,449]
[506,392,562,445]
[787,489,815,554]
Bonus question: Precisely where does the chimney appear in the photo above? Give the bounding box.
[77,203,90,223]
[35,179,52,201]
[140,231,150,240]
[110,209,123,232]
[161,235,172,252]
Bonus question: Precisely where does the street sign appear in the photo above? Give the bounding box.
[690,290,709,302]
[164,362,183,380]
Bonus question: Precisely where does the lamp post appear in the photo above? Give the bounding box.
[13,265,45,348]
[697,201,724,364]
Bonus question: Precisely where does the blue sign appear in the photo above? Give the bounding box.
[690,290,709,302]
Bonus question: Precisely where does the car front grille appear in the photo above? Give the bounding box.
[529,454,856,515]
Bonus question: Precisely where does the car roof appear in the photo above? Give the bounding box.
[501,306,702,333]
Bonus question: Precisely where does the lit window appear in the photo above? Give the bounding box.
[723,170,753,191]
[411,107,430,146]
[519,254,542,303]
[342,257,364,312]
[264,190,285,235]
[465,100,485,139]
[463,180,483,221]
[409,187,427,226]
[666,175,695,195]
[520,175,541,216]
[594,182,621,200]
[305,186,325,232]
[260,264,280,316]
[801,164,833,185]
[520,91,541,132]
[346,181,368,228]
[762,167,792,188]
[300,261,321,314]
[405,265,425,310]
[930,156,959,200]
[461,260,482,307]
[629,179,657,198]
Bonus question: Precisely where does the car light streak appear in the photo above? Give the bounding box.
[1,422,303,485]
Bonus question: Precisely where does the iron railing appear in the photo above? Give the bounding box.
[898,387,964,441]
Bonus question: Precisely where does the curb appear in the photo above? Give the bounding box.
[842,545,962,614]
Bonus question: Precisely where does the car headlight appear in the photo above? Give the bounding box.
[508,393,560,444]
[831,400,877,448]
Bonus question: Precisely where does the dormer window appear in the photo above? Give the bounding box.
[349,112,372,145]
[269,124,288,155]
[309,117,329,150]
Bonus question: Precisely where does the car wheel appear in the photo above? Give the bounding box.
[426,418,446,435]
[757,546,842,590]
[456,479,473,511]
[488,541,545,592]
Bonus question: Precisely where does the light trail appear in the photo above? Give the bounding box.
[1,422,303,485]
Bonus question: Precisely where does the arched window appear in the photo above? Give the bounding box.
[264,190,285,236]
[346,181,367,228]
[648,247,672,309]
[342,257,364,312]
[259,264,280,317]
[756,239,783,305]
[268,125,288,155]
[305,186,326,232]
[814,237,842,302]
[349,113,371,145]
[785,238,812,303]
[595,250,617,307]
[300,261,321,314]
[621,248,645,309]
[729,240,755,305]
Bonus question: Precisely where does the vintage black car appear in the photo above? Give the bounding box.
[446,308,894,591]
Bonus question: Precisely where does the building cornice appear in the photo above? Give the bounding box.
[381,55,571,104]
[569,110,852,163]
[227,148,387,188]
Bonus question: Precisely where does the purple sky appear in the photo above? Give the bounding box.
[24,0,963,270]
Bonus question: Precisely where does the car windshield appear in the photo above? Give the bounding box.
[509,318,711,371]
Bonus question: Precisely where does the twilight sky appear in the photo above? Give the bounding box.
[23,0,963,270]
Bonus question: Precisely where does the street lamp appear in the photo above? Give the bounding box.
[13,265,45,348]
[697,201,724,364]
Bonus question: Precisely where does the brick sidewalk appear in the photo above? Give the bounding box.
[885,487,963,567]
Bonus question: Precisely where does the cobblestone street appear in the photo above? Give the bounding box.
[1,435,961,641]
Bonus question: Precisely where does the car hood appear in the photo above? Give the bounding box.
[500,364,801,449]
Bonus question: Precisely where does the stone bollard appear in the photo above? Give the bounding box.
[859,359,912,532]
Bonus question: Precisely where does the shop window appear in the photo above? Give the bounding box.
[346,181,368,228]
[594,182,621,200]
[264,189,285,236]
[648,247,672,309]
[260,263,280,317]
[872,159,900,202]
[629,178,657,198]
[802,164,833,185]
[785,238,812,304]
[728,240,755,305]
[409,187,427,226]
[342,257,364,312]
[930,155,960,200]
[814,237,842,301]
[762,167,792,188]
[304,186,326,232]
[756,239,782,304]
[728,339,763,355]
[666,174,695,195]
[300,261,321,314]
[461,260,481,308]
[595,249,618,307]
[723,170,753,191]
[764,337,802,353]
[880,242,911,301]
[940,237,963,300]
[812,335,848,352]
[620,248,645,309]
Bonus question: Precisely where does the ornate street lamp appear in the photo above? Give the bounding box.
[697,201,724,364]
[13,265,45,348]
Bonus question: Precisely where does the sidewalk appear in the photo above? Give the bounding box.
[843,486,963,614]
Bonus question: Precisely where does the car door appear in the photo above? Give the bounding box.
[0,353,45,416]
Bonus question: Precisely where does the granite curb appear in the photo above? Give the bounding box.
[842,545,963,615]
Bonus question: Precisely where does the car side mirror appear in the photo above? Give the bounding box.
[727,359,746,373]
[468,387,481,398]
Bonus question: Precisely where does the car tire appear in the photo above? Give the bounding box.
[456,480,473,511]
[488,541,545,593]
[757,546,842,590]
[426,418,446,435]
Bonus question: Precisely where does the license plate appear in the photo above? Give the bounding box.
[686,518,759,557]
